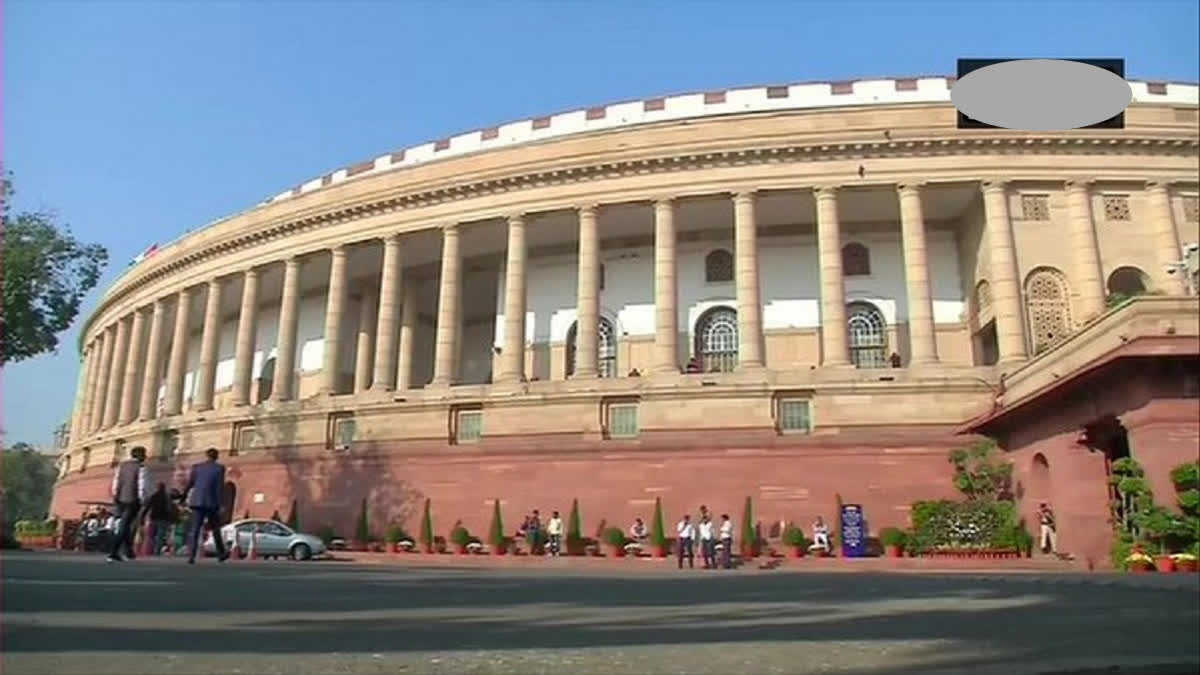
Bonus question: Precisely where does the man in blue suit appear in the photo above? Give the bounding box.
[183,447,230,564]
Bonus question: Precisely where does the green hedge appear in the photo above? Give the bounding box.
[908,500,1025,553]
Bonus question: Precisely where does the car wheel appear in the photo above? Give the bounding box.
[290,543,312,561]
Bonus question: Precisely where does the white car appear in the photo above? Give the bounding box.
[203,519,327,561]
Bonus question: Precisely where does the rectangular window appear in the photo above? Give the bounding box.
[1184,374,1199,399]
[453,407,483,444]
[328,414,357,450]
[777,398,813,434]
[608,403,640,438]
[80,448,91,473]
[111,439,127,467]
[232,422,261,455]
[159,430,179,460]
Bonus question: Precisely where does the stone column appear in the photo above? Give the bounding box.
[1147,181,1186,295]
[371,234,403,390]
[192,279,224,411]
[652,199,679,373]
[163,288,193,415]
[499,214,528,383]
[138,300,166,420]
[103,317,130,428]
[87,333,111,431]
[354,288,377,393]
[431,225,461,386]
[118,307,147,424]
[396,279,417,391]
[273,257,302,402]
[231,268,260,406]
[574,205,601,378]
[321,246,349,394]
[734,192,765,369]
[1064,178,1106,322]
[815,186,849,366]
[981,180,1028,364]
[73,345,97,439]
[897,183,940,365]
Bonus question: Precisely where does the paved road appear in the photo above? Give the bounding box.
[3,551,1198,675]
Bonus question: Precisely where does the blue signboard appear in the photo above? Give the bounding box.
[840,504,867,558]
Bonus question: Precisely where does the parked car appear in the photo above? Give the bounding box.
[203,519,327,561]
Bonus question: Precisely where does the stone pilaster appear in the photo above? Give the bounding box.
[897,183,940,365]
[193,279,224,411]
[163,288,193,415]
[815,186,849,366]
[372,234,403,390]
[431,225,462,386]
[574,205,601,378]
[981,180,1029,364]
[354,288,377,393]
[396,279,417,391]
[733,191,765,369]
[273,257,302,402]
[1064,178,1106,322]
[118,307,147,424]
[75,343,98,437]
[1147,181,1187,295]
[138,300,166,420]
[231,268,259,406]
[499,214,528,383]
[68,348,91,443]
[321,246,349,394]
[88,332,112,431]
[653,199,679,373]
[103,317,131,428]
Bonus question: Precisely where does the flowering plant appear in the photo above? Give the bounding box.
[1125,549,1154,564]
[1170,552,1197,562]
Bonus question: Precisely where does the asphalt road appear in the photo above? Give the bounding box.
[3,551,1198,675]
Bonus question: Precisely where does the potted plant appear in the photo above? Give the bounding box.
[565,498,585,556]
[433,535,448,554]
[782,525,809,558]
[650,497,668,558]
[739,497,757,559]
[386,525,414,553]
[450,524,472,554]
[487,499,506,555]
[351,497,370,551]
[286,499,300,531]
[1171,552,1198,572]
[1125,547,1155,573]
[880,527,907,558]
[603,527,627,557]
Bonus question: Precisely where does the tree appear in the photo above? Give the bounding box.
[488,498,504,551]
[1,175,108,365]
[286,499,299,530]
[354,497,369,542]
[2,443,57,530]
[419,498,433,553]
[566,497,583,553]
[949,440,1013,502]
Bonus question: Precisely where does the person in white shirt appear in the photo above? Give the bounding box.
[812,516,831,553]
[629,518,647,542]
[697,515,716,569]
[546,510,564,557]
[676,514,695,569]
[719,513,735,569]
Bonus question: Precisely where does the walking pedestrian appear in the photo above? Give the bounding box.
[676,514,695,569]
[546,510,564,557]
[1038,502,1058,554]
[144,483,171,555]
[183,448,230,564]
[698,514,716,569]
[719,513,734,569]
[107,447,148,562]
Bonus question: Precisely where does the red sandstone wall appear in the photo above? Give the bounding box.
[1124,399,1200,511]
[51,443,961,542]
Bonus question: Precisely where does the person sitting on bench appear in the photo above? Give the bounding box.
[810,517,831,554]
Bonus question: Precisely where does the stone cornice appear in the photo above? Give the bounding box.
[82,133,1200,343]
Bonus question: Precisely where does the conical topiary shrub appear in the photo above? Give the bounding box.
[488,499,506,554]
[566,498,584,555]
[651,497,668,557]
[419,498,434,553]
[286,499,299,531]
[354,497,369,548]
[740,496,755,558]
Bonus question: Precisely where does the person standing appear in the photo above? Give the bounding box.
[719,513,734,569]
[183,448,230,564]
[698,514,716,569]
[1038,502,1057,554]
[546,510,564,557]
[676,514,695,569]
[107,446,148,562]
[144,483,171,556]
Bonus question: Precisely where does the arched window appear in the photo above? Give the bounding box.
[705,249,734,283]
[847,302,887,368]
[565,317,618,378]
[1025,267,1073,354]
[694,306,738,372]
[1106,266,1149,298]
[974,280,992,316]
[842,243,871,276]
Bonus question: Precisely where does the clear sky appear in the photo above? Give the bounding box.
[3,0,1198,448]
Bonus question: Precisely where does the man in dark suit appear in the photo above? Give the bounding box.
[183,447,230,564]
[108,446,148,562]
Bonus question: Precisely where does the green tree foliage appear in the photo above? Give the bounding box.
[1,176,108,365]
[948,440,1013,502]
[650,497,667,548]
[286,499,299,530]
[419,498,434,552]
[2,443,58,530]
[488,499,504,549]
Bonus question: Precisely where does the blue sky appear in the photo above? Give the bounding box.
[4,0,1198,448]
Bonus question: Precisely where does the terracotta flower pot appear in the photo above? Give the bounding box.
[1175,559,1197,572]
[1129,561,1154,573]
[608,545,626,558]
[1155,556,1176,573]
[456,545,469,555]
[885,545,903,558]
[792,547,806,558]
[492,543,507,556]
[654,545,668,558]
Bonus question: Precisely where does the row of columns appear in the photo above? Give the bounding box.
[68,178,1190,442]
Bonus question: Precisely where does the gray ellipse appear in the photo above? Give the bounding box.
[952,59,1132,131]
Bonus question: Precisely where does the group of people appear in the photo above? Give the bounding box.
[672,506,737,569]
[516,510,565,556]
[105,445,232,565]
